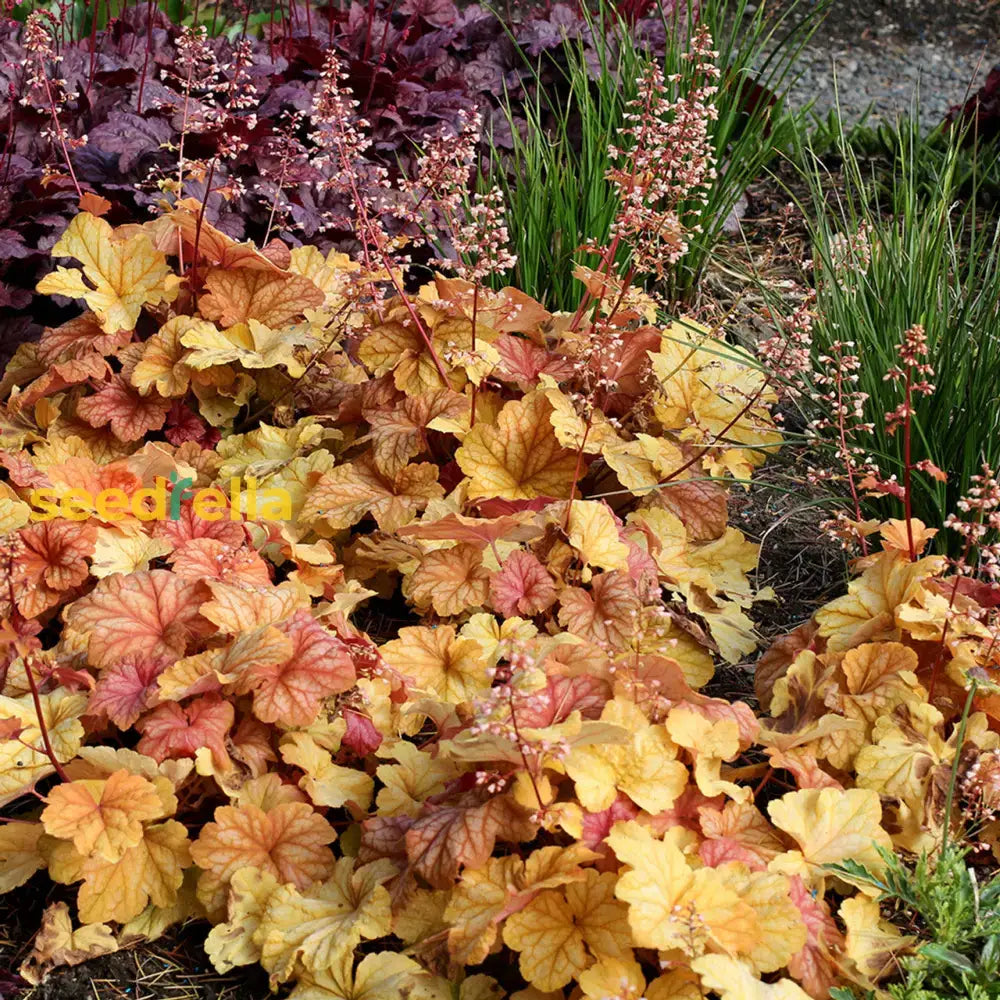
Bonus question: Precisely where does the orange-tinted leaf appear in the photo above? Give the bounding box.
[238,611,355,727]
[77,376,173,442]
[397,512,541,549]
[191,802,336,891]
[65,570,212,668]
[42,769,165,862]
[168,538,272,587]
[36,314,133,366]
[557,572,641,651]
[409,543,491,616]
[302,457,443,534]
[12,520,96,617]
[136,695,235,766]
[199,268,324,328]
[72,820,191,924]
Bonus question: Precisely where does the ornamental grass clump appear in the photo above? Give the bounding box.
[794,120,1000,552]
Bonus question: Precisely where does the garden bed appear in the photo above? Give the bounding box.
[3,2,1000,1000]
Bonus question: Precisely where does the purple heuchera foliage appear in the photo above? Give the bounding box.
[0,0,689,362]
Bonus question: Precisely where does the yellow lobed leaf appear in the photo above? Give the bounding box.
[578,957,646,1000]
[256,857,395,983]
[131,316,208,397]
[444,845,596,966]
[380,625,490,705]
[666,708,748,803]
[409,542,491,616]
[768,788,893,881]
[502,870,631,991]
[375,739,459,818]
[543,385,621,454]
[91,526,173,578]
[289,951,428,1000]
[564,697,688,813]
[691,955,812,1000]
[37,213,173,333]
[566,501,630,572]
[72,820,192,924]
[456,391,578,499]
[815,550,946,652]
[607,820,756,957]
[181,318,316,376]
[728,869,808,974]
[118,867,201,946]
[0,491,32,534]
[0,821,45,892]
[840,894,916,983]
[0,690,87,807]
[19,901,118,985]
[42,769,167,863]
[280,732,374,811]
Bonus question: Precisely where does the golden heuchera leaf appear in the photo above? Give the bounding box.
[19,902,118,985]
[725,869,807,974]
[0,690,86,807]
[768,788,893,880]
[280,732,374,811]
[192,801,336,900]
[544,385,620,454]
[256,857,395,982]
[289,952,427,1000]
[51,820,192,925]
[607,821,756,957]
[691,955,812,1000]
[838,641,925,727]
[815,550,946,651]
[37,213,173,333]
[0,821,45,892]
[199,267,324,328]
[409,542,491,616]
[303,456,443,533]
[380,625,490,705]
[566,501,630,572]
[456,391,578,499]
[666,708,748,803]
[840,895,916,982]
[181,319,315,377]
[204,866,280,974]
[131,316,209,397]
[42,769,167,862]
[375,739,460,818]
[578,958,647,1000]
[502,869,631,991]
[444,845,597,965]
[563,697,687,813]
[602,434,686,495]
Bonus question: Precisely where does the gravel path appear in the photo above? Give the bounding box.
[772,0,999,126]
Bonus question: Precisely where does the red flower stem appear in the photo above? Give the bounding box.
[23,656,69,784]
[902,367,916,561]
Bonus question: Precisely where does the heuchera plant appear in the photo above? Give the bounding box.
[4,9,1000,1000]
